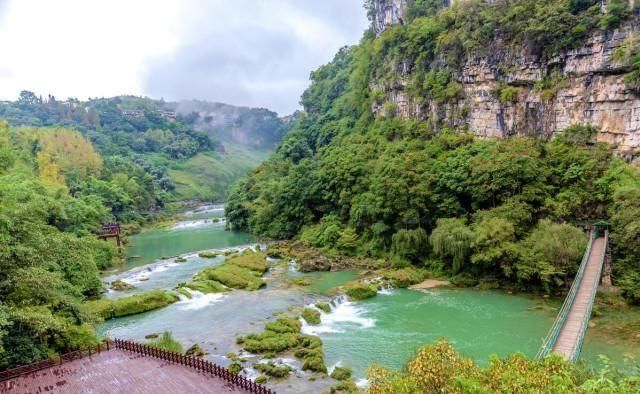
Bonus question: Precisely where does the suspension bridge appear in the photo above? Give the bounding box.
[536,222,610,362]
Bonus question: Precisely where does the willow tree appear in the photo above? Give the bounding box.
[429,218,474,273]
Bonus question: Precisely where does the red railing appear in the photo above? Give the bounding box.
[0,341,111,383]
[112,339,273,394]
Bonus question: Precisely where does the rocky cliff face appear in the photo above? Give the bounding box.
[371,0,410,35]
[371,4,640,157]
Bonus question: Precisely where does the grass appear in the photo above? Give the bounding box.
[226,250,269,273]
[147,331,183,353]
[85,290,179,320]
[301,308,321,325]
[196,264,265,290]
[316,303,331,313]
[237,317,327,373]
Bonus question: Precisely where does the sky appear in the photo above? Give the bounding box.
[0,0,369,115]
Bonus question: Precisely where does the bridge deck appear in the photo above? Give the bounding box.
[552,237,605,360]
[2,349,247,394]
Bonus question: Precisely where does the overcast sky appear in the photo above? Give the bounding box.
[0,0,368,115]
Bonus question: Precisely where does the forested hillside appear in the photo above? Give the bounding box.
[0,93,292,205]
[226,0,640,302]
[0,120,120,368]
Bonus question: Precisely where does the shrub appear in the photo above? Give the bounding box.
[316,303,331,313]
[198,251,218,258]
[330,366,353,381]
[499,86,519,104]
[451,273,478,288]
[253,362,292,378]
[229,362,243,374]
[344,281,377,300]
[255,375,268,384]
[378,267,426,288]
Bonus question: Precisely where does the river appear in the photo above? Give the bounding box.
[98,207,638,391]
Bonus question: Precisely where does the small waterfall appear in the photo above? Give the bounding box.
[177,288,226,310]
[378,283,395,296]
[301,295,375,335]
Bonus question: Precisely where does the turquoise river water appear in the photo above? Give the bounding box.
[98,207,638,392]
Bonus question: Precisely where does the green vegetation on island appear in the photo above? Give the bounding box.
[188,250,268,291]
[237,316,327,373]
[84,291,180,320]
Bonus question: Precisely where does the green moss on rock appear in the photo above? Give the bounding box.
[330,366,353,381]
[184,280,227,294]
[85,290,179,320]
[344,281,377,300]
[253,362,293,378]
[301,308,321,325]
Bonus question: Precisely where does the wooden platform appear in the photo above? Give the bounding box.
[2,349,248,394]
[552,237,605,360]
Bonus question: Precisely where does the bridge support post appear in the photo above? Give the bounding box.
[601,237,613,287]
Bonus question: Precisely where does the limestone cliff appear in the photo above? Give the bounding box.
[370,2,640,157]
[371,0,410,35]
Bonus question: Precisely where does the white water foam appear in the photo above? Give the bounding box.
[122,261,180,285]
[170,218,224,231]
[177,289,226,310]
[355,378,369,389]
[377,284,395,296]
[301,295,375,335]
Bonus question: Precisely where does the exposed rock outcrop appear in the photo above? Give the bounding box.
[371,0,410,35]
[369,2,640,157]
[373,20,640,157]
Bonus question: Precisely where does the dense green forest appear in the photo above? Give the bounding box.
[0,92,291,206]
[226,0,640,302]
[0,120,120,368]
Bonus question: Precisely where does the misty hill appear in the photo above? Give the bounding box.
[0,92,294,203]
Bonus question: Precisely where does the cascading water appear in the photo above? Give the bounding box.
[301,295,375,335]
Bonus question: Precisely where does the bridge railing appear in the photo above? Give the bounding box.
[535,231,595,359]
[568,230,608,362]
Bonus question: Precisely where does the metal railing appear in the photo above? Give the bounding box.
[567,230,608,362]
[535,231,595,359]
[112,339,274,394]
[0,341,111,382]
[1,339,274,394]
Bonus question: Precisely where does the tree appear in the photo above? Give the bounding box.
[514,220,586,291]
[430,218,474,273]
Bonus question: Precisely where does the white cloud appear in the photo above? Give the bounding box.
[0,0,180,100]
[0,0,368,114]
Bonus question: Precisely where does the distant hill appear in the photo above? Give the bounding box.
[0,92,295,203]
